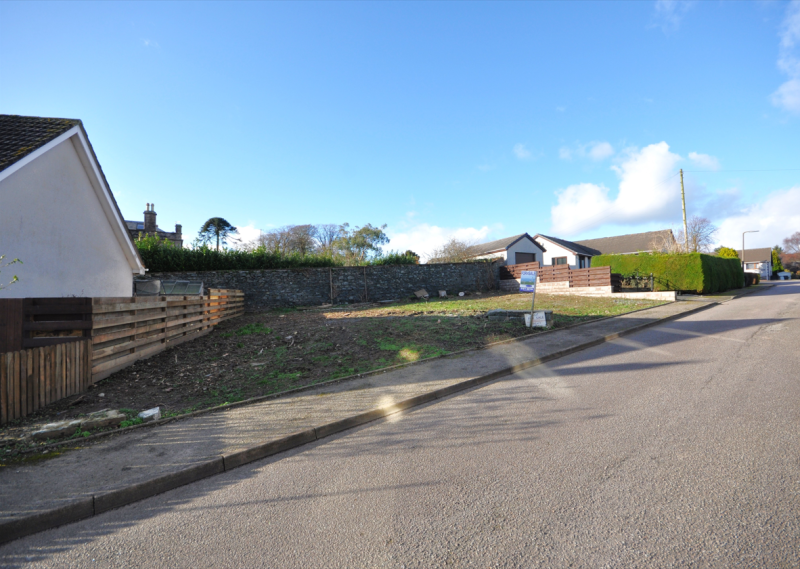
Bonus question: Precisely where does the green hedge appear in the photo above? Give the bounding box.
[135,238,420,272]
[590,252,744,294]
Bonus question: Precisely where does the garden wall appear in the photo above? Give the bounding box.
[148,262,499,310]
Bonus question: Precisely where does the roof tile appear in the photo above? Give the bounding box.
[0,115,81,172]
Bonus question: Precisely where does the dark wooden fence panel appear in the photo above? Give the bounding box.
[0,340,92,425]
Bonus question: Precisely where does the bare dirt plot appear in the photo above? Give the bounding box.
[0,292,665,450]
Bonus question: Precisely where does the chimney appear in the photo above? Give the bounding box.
[175,223,182,237]
[144,203,157,234]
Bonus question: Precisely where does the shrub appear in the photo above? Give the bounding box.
[591,252,744,294]
[743,273,759,287]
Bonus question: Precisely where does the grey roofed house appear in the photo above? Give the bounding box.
[533,234,598,257]
[463,233,546,265]
[574,229,676,255]
[736,247,773,279]
[736,247,772,264]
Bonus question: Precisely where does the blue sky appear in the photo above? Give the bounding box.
[2,1,799,259]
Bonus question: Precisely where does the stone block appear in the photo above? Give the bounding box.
[80,409,126,430]
[138,407,162,423]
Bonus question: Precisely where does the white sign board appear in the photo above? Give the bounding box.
[524,311,548,328]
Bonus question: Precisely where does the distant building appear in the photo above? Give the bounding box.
[126,203,183,248]
[463,234,545,265]
[736,248,772,280]
[0,114,145,297]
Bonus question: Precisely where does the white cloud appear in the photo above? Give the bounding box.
[551,142,682,235]
[688,151,720,170]
[559,141,614,161]
[513,143,532,160]
[772,1,800,114]
[477,163,494,172]
[652,0,693,34]
[386,223,494,262]
[714,186,800,248]
[141,39,160,48]
[235,223,262,248]
[556,106,566,112]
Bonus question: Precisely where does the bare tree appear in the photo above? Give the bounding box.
[659,216,717,253]
[649,230,682,254]
[257,225,319,255]
[782,231,800,272]
[784,231,800,254]
[427,238,476,263]
[315,224,342,255]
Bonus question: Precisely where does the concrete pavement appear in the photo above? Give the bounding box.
[1,282,797,567]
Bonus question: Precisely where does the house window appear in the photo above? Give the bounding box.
[745,263,758,271]
[552,257,568,266]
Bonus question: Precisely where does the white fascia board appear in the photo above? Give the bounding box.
[68,130,146,275]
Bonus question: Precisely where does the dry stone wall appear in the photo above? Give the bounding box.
[148,262,499,310]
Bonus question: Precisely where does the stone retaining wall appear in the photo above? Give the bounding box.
[146,262,500,310]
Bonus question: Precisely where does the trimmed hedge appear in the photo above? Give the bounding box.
[134,238,419,272]
[590,252,744,294]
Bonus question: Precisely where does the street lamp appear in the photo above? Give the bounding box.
[742,230,759,271]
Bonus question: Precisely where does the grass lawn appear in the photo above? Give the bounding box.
[0,292,666,448]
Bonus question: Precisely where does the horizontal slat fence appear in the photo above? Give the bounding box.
[499,262,541,280]
[501,263,622,291]
[0,290,243,423]
[91,290,245,382]
[1,340,92,425]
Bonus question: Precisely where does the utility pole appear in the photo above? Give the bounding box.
[680,169,689,252]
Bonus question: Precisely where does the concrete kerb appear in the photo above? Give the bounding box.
[0,299,720,546]
[17,300,682,456]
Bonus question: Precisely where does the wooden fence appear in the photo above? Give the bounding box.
[500,263,622,290]
[0,289,243,424]
[1,340,92,425]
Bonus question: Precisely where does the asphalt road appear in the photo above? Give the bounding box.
[2,282,798,568]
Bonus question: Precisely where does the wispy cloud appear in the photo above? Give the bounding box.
[513,143,532,160]
[687,151,720,170]
[771,0,800,115]
[558,141,615,162]
[551,142,681,235]
[651,0,693,34]
[141,39,160,48]
[477,163,494,172]
[555,106,566,112]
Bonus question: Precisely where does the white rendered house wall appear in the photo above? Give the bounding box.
[0,137,139,297]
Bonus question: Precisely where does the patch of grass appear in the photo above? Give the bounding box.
[258,371,302,385]
[235,323,273,336]
[119,417,144,429]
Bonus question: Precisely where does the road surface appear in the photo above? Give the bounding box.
[2,282,798,568]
